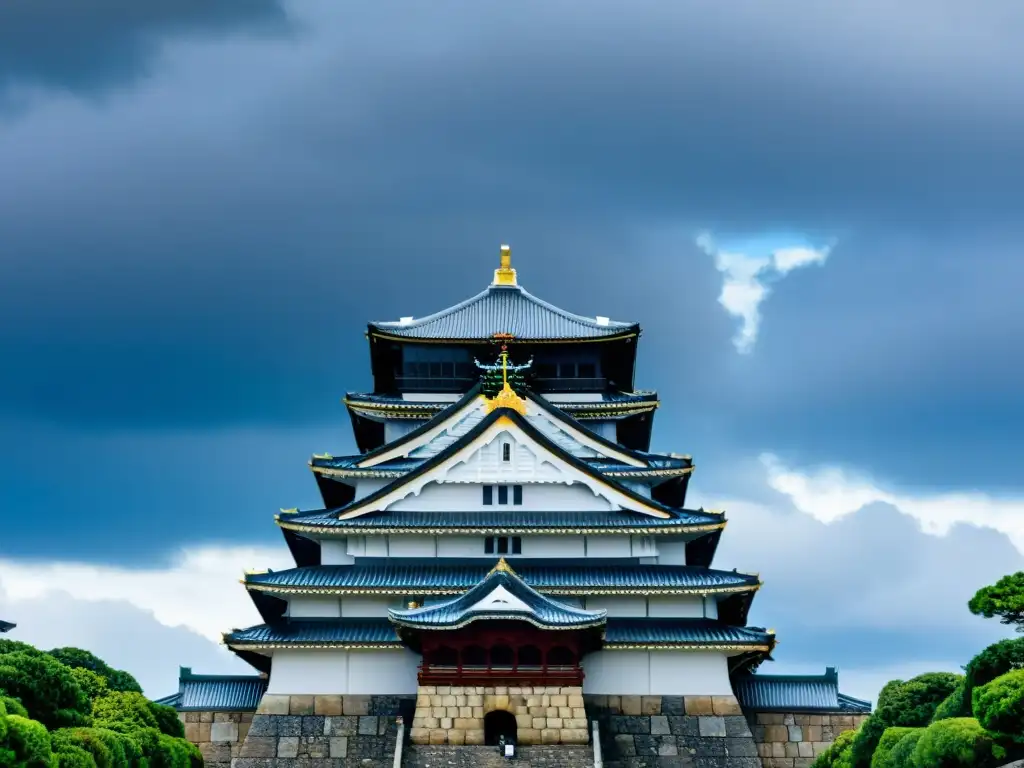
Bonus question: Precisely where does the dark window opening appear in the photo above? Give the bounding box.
[511,536,522,554]
[513,485,523,505]
[497,485,509,505]
[491,645,515,666]
[548,646,575,666]
[518,645,542,666]
[497,537,509,554]
[483,486,493,505]
[430,646,458,666]
[502,443,511,462]
[463,645,487,666]
[484,537,495,554]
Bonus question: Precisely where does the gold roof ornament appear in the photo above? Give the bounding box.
[493,244,518,286]
[485,345,528,415]
[488,557,517,576]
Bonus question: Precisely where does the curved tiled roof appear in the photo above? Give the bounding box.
[244,560,759,595]
[222,616,772,651]
[277,509,722,534]
[224,619,401,648]
[154,668,268,711]
[732,668,872,713]
[603,618,774,649]
[369,284,637,341]
[389,561,606,630]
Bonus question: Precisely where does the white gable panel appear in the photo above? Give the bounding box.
[386,481,615,512]
[361,396,644,468]
[467,584,533,614]
[341,416,669,519]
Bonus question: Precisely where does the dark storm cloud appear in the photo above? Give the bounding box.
[0,0,1021,490]
[0,0,290,96]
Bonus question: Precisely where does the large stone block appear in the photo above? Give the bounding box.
[465,729,485,745]
[343,695,371,715]
[329,736,348,757]
[641,696,662,714]
[684,696,714,716]
[711,695,743,716]
[184,723,200,742]
[541,728,560,744]
[314,695,343,716]
[256,694,291,715]
[238,736,277,758]
[210,721,238,743]
[410,727,429,744]
[324,715,358,736]
[620,695,642,715]
[277,736,299,758]
[698,716,727,738]
[289,695,315,715]
[447,729,466,745]
[561,728,589,744]
[518,728,541,745]
[765,725,790,742]
[428,729,446,744]
[650,716,670,735]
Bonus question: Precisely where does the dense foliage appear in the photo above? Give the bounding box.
[813,569,1024,768]
[0,639,200,768]
[911,718,1002,767]
[849,672,962,768]
[968,571,1024,632]
[972,669,1024,744]
[869,727,916,768]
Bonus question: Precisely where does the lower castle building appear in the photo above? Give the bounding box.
[159,249,869,768]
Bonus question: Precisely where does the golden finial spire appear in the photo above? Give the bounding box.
[493,244,518,286]
[488,557,517,576]
[486,345,528,415]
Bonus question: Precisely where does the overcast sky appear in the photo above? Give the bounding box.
[1,0,1022,701]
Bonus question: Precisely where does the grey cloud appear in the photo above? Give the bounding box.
[709,497,1022,671]
[0,0,290,97]
[0,589,252,697]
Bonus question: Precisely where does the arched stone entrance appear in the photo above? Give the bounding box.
[484,710,517,746]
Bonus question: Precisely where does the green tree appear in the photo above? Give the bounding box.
[145,705,183,739]
[51,729,114,768]
[911,717,1002,767]
[0,641,44,659]
[46,651,141,695]
[4,714,54,768]
[0,652,90,729]
[969,571,1024,632]
[68,671,108,704]
[851,673,962,768]
[964,637,1024,702]
[933,679,971,721]
[91,693,157,735]
[972,669,1024,745]
[1,697,29,719]
[870,727,916,768]
[887,729,925,768]
[53,744,96,768]
[811,729,857,768]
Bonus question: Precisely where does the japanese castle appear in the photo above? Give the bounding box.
[163,246,869,766]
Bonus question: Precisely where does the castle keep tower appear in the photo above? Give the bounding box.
[163,246,870,768]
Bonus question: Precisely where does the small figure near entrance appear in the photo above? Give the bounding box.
[486,710,517,757]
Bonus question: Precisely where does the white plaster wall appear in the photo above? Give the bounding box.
[704,598,719,620]
[585,536,632,558]
[364,537,388,557]
[646,596,705,618]
[631,536,657,558]
[435,536,485,558]
[354,479,390,501]
[266,649,419,695]
[385,420,426,443]
[319,539,354,565]
[581,651,734,695]
[585,596,647,617]
[526,535,585,558]
[656,540,687,565]
[387,480,615,512]
[288,597,341,618]
[388,535,436,557]
[339,596,394,617]
[542,393,605,403]
[403,393,460,402]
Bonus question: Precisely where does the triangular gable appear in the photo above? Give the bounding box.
[361,389,645,469]
[339,408,675,519]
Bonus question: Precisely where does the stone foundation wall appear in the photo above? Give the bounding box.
[410,685,588,746]
[748,712,869,768]
[231,693,415,768]
[404,744,594,768]
[178,711,254,768]
[584,694,761,768]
